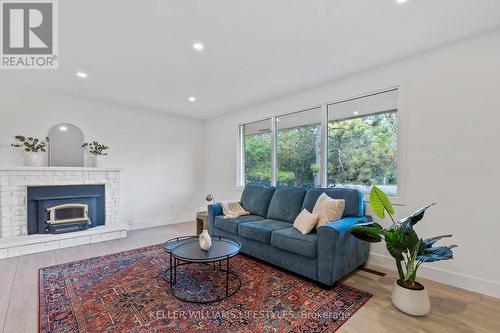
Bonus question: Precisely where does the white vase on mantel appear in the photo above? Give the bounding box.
[91,155,104,168]
[25,152,44,167]
[199,230,212,251]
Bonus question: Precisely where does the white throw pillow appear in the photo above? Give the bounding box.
[293,209,319,235]
[312,193,345,229]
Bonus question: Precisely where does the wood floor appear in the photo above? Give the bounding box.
[0,221,498,332]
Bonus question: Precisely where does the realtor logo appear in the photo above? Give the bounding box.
[1,0,58,69]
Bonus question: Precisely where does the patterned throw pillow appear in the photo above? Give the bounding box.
[293,209,319,235]
[312,193,345,229]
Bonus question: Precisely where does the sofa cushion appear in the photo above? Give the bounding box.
[238,219,291,243]
[293,209,319,235]
[271,227,318,258]
[214,214,265,234]
[266,188,306,222]
[312,193,345,229]
[302,188,363,218]
[240,185,276,217]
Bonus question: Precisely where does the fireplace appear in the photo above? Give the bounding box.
[45,203,90,234]
[27,185,105,235]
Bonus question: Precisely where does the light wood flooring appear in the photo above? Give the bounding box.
[0,221,498,332]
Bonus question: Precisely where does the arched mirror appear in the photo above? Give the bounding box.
[49,123,84,167]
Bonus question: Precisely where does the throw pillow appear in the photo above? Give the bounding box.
[293,209,319,235]
[312,192,345,229]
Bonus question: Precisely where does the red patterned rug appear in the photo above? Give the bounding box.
[39,244,371,332]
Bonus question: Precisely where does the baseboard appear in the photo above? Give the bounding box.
[368,252,500,298]
[126,216,194,231]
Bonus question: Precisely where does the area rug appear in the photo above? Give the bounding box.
[39,244,371,332]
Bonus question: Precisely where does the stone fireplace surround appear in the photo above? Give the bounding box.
[0,167,127,258]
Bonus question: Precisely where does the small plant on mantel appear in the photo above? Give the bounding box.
[11,135,49,153]
[82,141,109,156]
[348,186,457,316]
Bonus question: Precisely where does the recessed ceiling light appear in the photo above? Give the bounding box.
[192,42,204,51]
[396,0,408,4]
[76,71,88,79]
[188,96,196,102]
[353,111,360,116]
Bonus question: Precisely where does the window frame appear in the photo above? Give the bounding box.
[236,85,406,206]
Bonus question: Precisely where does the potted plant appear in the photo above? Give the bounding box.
[82,141,109,167]
[11,135,49,167]
[349,186,457,316]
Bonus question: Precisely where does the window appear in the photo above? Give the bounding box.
[327,89,398,195]
[240,118,272,185]
[238,88,400,198]
[276,107,322,188]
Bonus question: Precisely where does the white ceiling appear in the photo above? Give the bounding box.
[1,0,500,119]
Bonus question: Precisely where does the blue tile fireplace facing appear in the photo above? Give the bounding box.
[27,185,105,235]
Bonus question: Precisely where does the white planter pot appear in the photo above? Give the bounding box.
[391,281,431,316]
[25,153,44,167]
[199,230,212,251]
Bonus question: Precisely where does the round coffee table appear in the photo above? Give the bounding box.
[163,235,241,303]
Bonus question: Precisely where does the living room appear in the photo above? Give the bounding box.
[0,1,499,332]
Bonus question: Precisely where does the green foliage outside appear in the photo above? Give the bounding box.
[244,132,272,185]
[244,124,321,187]
[276,125,320,188]
[243,112,398,190]
[328,112,397,189]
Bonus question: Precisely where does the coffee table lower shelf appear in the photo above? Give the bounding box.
[162,236,242,304]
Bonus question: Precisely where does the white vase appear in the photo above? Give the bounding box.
[391,281,431,316]
[91,156,103,168]
[199,230,212,251]
[25,153,44,167]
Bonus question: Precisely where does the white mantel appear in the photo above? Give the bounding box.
[0,167,127,258]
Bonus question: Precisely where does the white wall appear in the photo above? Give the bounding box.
[0,84,206,229]
[205,29,500,297]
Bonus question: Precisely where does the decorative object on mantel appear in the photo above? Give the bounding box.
[199,229,212,251]
[11,135,49,167]
[82,141,109,167]
[349,186,457,316]
[49,123,84,167]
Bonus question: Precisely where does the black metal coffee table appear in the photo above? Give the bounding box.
[163,235,241,303]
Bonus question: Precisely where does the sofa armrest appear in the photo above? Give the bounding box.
[317,216,371,285]
[207,203,223,234]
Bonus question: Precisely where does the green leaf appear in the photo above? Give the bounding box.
[398,203,435,226]
[418,234,452,254]
[369,186,394,219]
[349,222,383,243]
[417,245,457,263]
[384,229,405,260]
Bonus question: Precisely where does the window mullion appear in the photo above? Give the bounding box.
[320,103,328,188]
[271,116,277,186]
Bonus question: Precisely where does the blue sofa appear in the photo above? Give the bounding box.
[208,185,371,286]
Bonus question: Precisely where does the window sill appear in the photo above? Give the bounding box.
[364,193,406,207]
